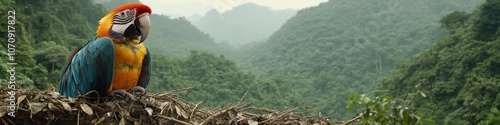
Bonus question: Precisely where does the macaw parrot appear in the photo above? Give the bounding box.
[59,3,152,100]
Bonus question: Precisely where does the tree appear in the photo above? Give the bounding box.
[473,0,500,41]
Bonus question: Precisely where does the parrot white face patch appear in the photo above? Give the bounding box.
[110,9,137,39]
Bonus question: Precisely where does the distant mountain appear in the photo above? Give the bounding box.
[186,13,202,22]
[236,0,483,120]
[191,3,297,47]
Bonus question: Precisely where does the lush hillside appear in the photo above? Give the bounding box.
[0,0,107,90]
[146,15,235,57]
[192,3,297,47]
[236,0,483,119]
[98,0,235,57]
[377,0,500,124]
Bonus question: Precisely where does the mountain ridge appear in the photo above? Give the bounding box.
[191,2,297,47]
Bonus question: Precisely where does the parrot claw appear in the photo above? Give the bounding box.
[110,89,136,101]
[129,86,147,97]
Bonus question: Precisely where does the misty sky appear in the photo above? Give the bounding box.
[139,0,327,17]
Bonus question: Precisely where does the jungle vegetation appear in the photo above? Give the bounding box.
[235,0,483,120]
[1,0,498,124]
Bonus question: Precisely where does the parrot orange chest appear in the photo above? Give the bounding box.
[107,42,147,93]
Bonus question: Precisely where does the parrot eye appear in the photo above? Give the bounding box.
[119,10,130,17]
[113,9,136,24]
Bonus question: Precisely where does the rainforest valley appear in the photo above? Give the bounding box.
[1,0,498,124]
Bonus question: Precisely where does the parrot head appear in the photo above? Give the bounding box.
[97,3,152,43]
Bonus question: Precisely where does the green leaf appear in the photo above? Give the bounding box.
[348,101,355,112]
[402,109,409,124]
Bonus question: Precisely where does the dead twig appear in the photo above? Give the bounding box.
[189,101,203,119]
[94,112,111,125]
[27,97,32,119]
[260,107,298,124]
[82,90,100,103]
[0,118,7,125]
[236,91,248,106]
[155,87,195,97]
[5,117,13,125]
[77,110,80,125]
[341,113,363,125]
[200,106,234,125]
[238,102,251,109]
[245,107,276,114]
[157,115,190,125]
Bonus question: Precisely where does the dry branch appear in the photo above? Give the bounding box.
[157,115,190,125]
[341,113,363,125]
[0,87,362,125]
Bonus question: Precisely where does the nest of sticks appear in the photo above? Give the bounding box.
[0,87,362,125]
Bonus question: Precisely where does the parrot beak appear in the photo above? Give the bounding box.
[137,14,150,43]
[124,13,150,43]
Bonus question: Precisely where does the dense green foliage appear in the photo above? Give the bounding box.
[472,0,500,41]
[148,51,300,110]
[377,0,500,124]
[439,11,471,30]
[236,0,482,120]
[348,94,425,125]
[192,3,296,47]
[0,0,106,90]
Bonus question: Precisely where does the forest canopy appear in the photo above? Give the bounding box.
[234,0,483,120]
[377,0,500,124]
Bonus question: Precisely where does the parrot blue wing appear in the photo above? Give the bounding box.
[59,37,115,98]
[137,46,152,88]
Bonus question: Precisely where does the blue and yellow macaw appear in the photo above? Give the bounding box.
[59,3,152,100]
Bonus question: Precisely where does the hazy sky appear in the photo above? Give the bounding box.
[139,0,327,17]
